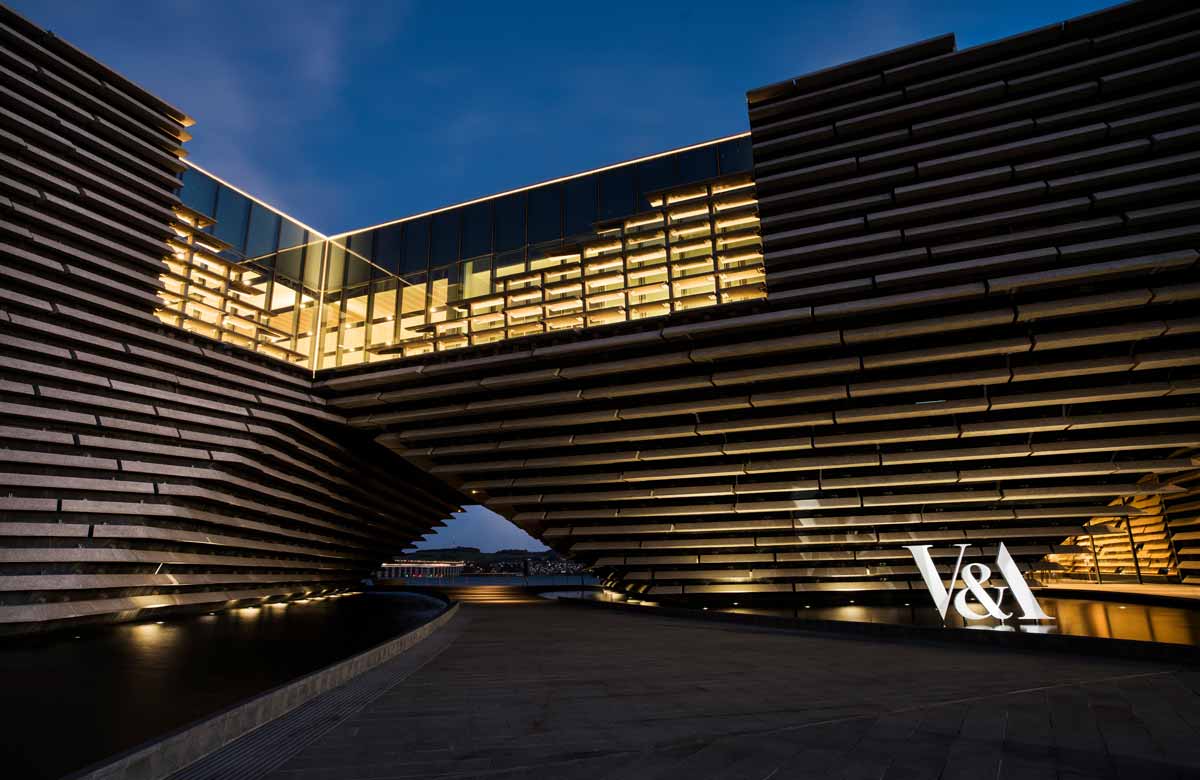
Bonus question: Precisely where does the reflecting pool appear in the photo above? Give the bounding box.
[719,596,1200,646]
[0,592,444,780]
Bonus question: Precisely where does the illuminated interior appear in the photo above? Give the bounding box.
[156,163,326,365]
[1041,491,1178,584]
[155,207,323,364]
[162,134,763,371]
[328,171,765,365]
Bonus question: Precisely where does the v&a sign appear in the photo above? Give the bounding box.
[904,542,1053,623]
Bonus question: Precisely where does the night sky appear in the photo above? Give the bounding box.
[10,0,1117,550]
[11,0,1116,234]
[414,507,548,554]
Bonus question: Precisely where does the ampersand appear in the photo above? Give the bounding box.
[952,562,1012,620]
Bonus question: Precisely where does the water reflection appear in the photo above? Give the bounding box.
[720,596,1200,646]
[0,593,444,780]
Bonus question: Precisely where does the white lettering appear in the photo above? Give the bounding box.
[904,542,1053,623]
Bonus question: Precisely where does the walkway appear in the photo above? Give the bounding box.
[192,594,1200,779]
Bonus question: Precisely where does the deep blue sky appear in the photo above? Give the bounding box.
[413,507,548,554]
[14,0,1114,551]
[14,0,1114,235]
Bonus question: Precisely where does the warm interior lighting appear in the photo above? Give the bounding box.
[716,215,758,230]
[666,186,708,204]
[670,205,709,220]
[585,256,624,273]
[170,162,761,370]
[624,215,663,230]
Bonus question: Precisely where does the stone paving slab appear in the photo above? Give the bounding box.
[255,599,1200,780]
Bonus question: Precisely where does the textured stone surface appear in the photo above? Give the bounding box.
[0,5,462,632]
[6,0,1200,625]
[313,0,1200,604]
[248,599,1200,780]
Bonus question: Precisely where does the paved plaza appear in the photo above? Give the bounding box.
[204,594,1200,780]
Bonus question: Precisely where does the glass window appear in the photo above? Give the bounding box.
[368,278,398,356]
[303,239,325,290]
[340,284,370,362]
[180,168,218,217]
[436,262,463,303]
[323,241,345,292]
[430,211,459,267]
[400,272,427,315]
[347,230,374,264]
[269,277,297,318]
[495,249,525,278]
[528,240,564,268]
[402,218,429,274]
[599,166,636,222]
[278,220,305,252]
[345,255,372,287]
[245,204,280,259]
[463,255,492,299]
[370,278,398,321]
[527,185,561,244]
[319,290,342,367]
[461,202,492,259]
[563,175,596,237]
[637,156,678,204]
[494,193,525,252]
[294,306,316,359]
[374,224,403,274]
[428,264,456,315]
[275,246,303,281]
[678,145,718,184]
[212,187,251,253]
[718,137,753,175]
[399,273,428,342]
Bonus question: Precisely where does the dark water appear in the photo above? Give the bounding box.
[0,592,444,780]
[717,596,1200,646]
[551,589,1200,646]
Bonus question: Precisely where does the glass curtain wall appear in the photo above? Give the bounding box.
[169,135,758,371]
[318,135,756,369]
[160,166,325,365]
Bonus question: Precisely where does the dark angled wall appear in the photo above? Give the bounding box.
[746,0,1200,585]
[0,6,462,633]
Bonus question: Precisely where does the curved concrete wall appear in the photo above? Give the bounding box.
[0,6,463,633]
[321,0,1200,603]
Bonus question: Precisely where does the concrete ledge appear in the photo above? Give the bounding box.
[561,597,1200,665]
[71,597,460,780]
[1036,583,1200,608]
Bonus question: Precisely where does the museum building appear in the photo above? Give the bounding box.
[0,0,1198,631]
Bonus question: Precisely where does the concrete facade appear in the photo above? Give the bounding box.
[329,0,1200,606]
[0,5,463,633]
[2,0,1200,630]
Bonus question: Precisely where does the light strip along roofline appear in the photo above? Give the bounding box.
[182,159,329,240]
[325,131,752,240]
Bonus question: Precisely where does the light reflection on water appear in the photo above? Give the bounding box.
[721,596,1200,646]
[0,593,443,780]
